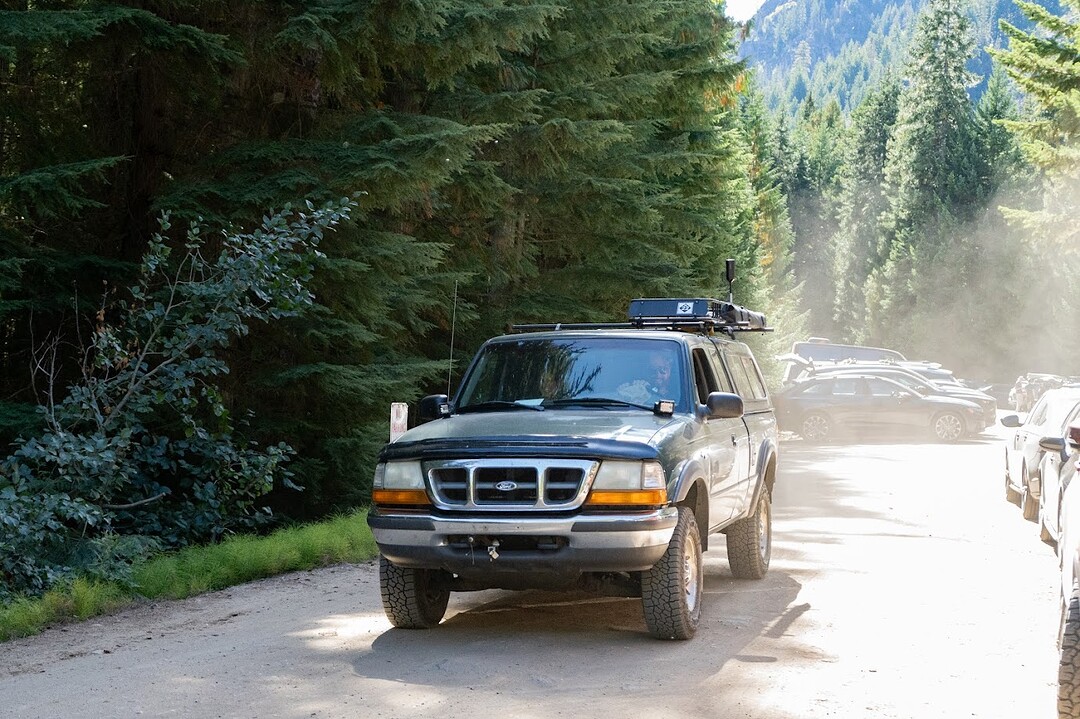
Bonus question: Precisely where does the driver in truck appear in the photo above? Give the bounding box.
[618,350,676,405]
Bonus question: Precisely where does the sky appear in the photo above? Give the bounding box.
[725,0,768,21]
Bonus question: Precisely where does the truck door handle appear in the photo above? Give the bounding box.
[731,435,737,446]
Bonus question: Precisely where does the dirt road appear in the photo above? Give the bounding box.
[1,429,1060,718]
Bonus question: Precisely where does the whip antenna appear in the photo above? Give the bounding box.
[446,281,459,396]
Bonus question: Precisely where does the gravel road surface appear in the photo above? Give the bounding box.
[0,428,1060,718]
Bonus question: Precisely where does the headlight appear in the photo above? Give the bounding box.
[372,461,430,506]
[587,460,667,506]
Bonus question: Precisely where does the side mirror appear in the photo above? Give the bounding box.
[1039,436,1068,454]
[701,391,743,420]
[1000,414,1021,428]
[418,394,451,421]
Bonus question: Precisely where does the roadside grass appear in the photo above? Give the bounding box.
[0,509,377,643]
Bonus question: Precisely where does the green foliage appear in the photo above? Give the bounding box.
[1,0,780,529]
[994,0,1080,254]
[743,0,1063,117]
[864,0,986,348]
[832,77,900,341]
[781,95,846,339]
[989,0,1080,371]
[0,200,355,598]
[0,510,376,641]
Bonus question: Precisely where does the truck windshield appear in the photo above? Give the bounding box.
[456,337,686,411]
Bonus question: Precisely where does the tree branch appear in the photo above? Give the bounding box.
[102,492,167,510]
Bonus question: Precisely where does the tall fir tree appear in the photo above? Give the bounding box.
[737,87,807,385]
[785,95,845,339]
[991,0,1080,374]
[867,0,984,352]
[831,76,900,341]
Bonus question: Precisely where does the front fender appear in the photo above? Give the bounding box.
[669,456,708,504]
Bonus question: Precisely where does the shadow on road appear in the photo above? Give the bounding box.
[350,568,803,693]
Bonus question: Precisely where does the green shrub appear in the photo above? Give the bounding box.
[0,199,357,599]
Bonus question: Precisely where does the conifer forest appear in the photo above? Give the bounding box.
[1,0,1078,596]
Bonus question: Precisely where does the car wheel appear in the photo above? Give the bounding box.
[725,486,772,580]
[379,555,450,629]
[931,411,964,442]
[642,506,702,640]
[801,413,831,442]
[1060,589,1080,718]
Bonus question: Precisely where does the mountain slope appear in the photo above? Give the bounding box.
[740,0,1062,114]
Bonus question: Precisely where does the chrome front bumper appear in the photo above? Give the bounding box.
[368,506,679,574]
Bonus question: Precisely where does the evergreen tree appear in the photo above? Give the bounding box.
[868,0,983,351]
[975,67,1026,193]
[0,2,240,441]
[2,1,763,522]
[991,0,1080,374]
[831,76,900,340]
[0,1,563,517]
[994,0,1080,257]
[445,0,759,340]
[737,88,807,385]
[786,96,845,338]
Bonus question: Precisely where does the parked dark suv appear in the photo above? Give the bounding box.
[368,295,779,640]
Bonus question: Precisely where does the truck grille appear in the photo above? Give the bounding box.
[425,459,598,510]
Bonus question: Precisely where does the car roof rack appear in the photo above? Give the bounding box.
[511,297,771,338]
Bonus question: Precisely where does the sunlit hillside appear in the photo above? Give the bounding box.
[740,0,1063,114]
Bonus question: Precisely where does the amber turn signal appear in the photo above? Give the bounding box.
[372,489,431,506]
[585,489,667,506]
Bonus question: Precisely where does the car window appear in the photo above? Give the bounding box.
[725,352,755,397]
[1064,403,1080,432]
[795,380,832,396]
[867,378,901,397]
[738,355,768,400]
[1027,396,1049,426]
[706,348,735,394]
[1047,398,1080,432]
[832,378,862,396]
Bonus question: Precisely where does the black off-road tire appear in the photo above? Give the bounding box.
[931,412,964,443]
[726,486,772,580]
[641,506,702,640]
[1060,590,1080,717]
[379,556,450,629]
[801,413,831,443]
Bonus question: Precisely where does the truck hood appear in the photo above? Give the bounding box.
[381,409,685,461]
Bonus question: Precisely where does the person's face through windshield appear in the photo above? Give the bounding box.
[649,353,673,393]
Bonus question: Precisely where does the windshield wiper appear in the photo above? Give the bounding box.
[456,400,546,413]
[544,397,653,411]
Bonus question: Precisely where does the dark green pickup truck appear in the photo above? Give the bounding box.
[368,297,779,639]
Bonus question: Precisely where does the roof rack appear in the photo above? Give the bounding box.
[510,297,771,337]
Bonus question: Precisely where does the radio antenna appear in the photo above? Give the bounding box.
[446,281,459,396]
[726,258,736,303]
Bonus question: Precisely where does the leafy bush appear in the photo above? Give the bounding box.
[0,199,356,599]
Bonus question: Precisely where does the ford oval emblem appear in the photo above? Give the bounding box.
[494,481,518,492]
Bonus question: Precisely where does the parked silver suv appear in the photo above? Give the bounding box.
[368,296,779,639]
